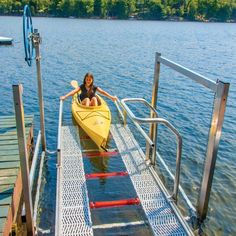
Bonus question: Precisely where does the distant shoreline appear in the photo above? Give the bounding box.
[0,13,235,23]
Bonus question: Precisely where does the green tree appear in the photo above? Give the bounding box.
[57,0,74,16]
[48,0,60,15]
[148,0,164,19]
[11,0,22,14]
[127,0,136,16]
[0,0,13,14]
[111,0,129,19]
[232,3,236,20]
[0,0,234,22]
[73,0,94,17]
[94,0,108,17]
[185,0,198,20]
[94,0,102,16]
[217,1,232,21]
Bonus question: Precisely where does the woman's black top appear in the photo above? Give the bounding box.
[79,84,97,101]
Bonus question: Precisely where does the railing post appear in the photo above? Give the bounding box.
[146,52,161,163]
[33,29,46,151]
[13,84,35,235]
[197,81,229,222]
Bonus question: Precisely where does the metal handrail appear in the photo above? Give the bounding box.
[118,98,154,147]
[56,99,63,235]
[114,99,125,122]
[33,150,45,223]
[57,100,63,166]
[121,98,182,202]
[29,130,41,191]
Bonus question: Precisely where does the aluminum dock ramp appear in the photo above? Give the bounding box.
[56,124,194,236]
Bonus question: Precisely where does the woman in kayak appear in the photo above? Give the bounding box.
[60,72,117,106]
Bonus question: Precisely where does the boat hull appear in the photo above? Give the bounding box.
[72,95,111,149]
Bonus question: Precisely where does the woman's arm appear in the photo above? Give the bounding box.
[97,87,117,102]
[60,87,80,100]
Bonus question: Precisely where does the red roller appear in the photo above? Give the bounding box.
[86,172,128,179]
[83,151,119,158]
[90,198,140,209]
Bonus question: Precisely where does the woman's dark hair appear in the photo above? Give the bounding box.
[83,72,94,95]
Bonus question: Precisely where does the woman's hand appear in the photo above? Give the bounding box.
[60,96,66,100]
[111,96,117,102]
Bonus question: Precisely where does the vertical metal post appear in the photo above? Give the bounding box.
[151,112,157,165]
[197,81,229,221]
[123,110,127,127]
[13,84,35,235]
[33,30,46,151]
[146,52,161,163]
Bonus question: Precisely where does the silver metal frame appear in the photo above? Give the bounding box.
[146,52,161,160]
[33,151,45,223]
[57,100,63,166]
[153,52,230,222]
[29,131,41,191]
[32,29,46,151]
[158,56,217,92]
[55,99,63,236]
[115,100,125,121]
[197,80,229,221]
[121,98,182,202]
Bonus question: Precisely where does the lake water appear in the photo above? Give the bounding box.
[0,16,236,235]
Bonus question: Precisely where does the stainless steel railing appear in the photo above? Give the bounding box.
[57,100,63,167]
[120,98,182,202]
[55,99,63,236]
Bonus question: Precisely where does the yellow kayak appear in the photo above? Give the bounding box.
[71,81,111,150]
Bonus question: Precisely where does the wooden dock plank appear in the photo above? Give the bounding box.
[0,122,32,128]
[0,140,18,145]
[0,127,31,137]
[0,194,12,206]
[0,162,20,169]
[0,156,20,162]
[0,135,18,141]
[0,118,33,124]
[0,206,9,217]
[0,150,20,156]
[0,176,17,185]
[0,130,31,142]
[0,136,20,141]
[0,144,20,151]
[0,114,33,121]
[0,218,7,233]
[0,169,18,177]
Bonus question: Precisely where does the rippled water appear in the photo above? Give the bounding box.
[0,16,236,235]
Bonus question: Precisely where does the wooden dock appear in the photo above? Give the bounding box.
[0,115,34,236]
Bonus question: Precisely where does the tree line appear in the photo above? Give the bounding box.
[0,0,235,22]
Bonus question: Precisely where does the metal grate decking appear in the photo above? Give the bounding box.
[56,126,93,236]
[56,124,193,236]
[110,124,193,236]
